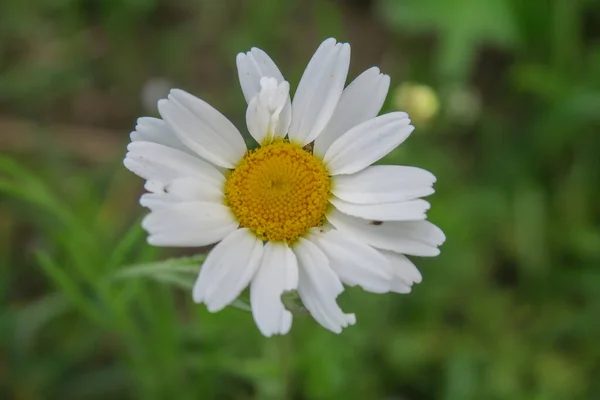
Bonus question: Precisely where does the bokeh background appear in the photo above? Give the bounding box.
[2,0,600,399]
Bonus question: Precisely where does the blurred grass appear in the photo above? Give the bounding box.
[1,0,600,399]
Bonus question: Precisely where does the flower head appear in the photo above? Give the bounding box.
[124,38,445,336]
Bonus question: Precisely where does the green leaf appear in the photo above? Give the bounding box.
[230,298,252,312]
[113,255,205,280]
[105,221,147,272]
[113,255,253,312]
[35,252,106,326]
[14,293,70,354]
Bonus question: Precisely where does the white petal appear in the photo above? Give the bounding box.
[246,78,291,143]
[164,176,224,203]
[250,242,299,337]
[314,67,390,157]
[330,197,430,221]
[236,48,293,137]
[332,165,436,204]
[193,228,263,312]
[379,249,422,286]
[158,89,246,168]
[277,100,292,138]
[140,176,225,210]
[141,202,238,247]
[327,208,445,257]
[144,180,165,193]
[124,141,225,185]
[293,238,356,333]
[390,278,413,294]
[130,117,190,153]
[324,112,414,175]
[308,229,394,293]
[139,193,180,211]
[288,38,351,145]
[236,47,285,103]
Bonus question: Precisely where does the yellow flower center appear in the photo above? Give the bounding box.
[224,140,330,243]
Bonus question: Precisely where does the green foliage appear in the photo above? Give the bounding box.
[1,0,600,399]
[379,0,518,80]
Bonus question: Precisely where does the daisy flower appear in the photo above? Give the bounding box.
[124,38,445,336]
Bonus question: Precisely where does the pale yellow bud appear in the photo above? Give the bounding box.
[393,82,440,125]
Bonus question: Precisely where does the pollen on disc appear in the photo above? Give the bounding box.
[224,140,331,243]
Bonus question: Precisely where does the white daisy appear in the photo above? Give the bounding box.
[124,38,445,337]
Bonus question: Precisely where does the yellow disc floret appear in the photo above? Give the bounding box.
[225,140,330,243]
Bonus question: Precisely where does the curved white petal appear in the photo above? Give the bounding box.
[141,202,238,247]
[332,165,436,204]
[124,141,225,185]
[327,208,445,257]
[293,238,356,333]
[379,249,422,287]
[324,112,414,175]
[330,197,430,221]
[236,47,285,103]
[130,117,191,154]
[246,78,291,143]
[193,228,263,312]
[236,48,293,138]
[314,67,390,157]
[158,89,246,168]
[288,38,351,145]
[250,242,298,337]
[308,229,394,293]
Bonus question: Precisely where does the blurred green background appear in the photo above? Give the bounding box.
[1,0,600,399]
